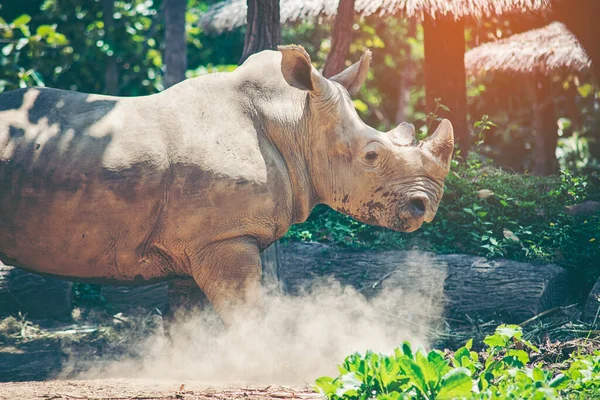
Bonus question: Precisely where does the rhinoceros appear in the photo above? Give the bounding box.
[0,46,453,321]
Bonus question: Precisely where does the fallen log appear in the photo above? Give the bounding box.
[277,242,570,323]
[101,283,168,312]
[0,264,72,318]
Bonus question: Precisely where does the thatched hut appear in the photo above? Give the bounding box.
[465,22,590,76]
[200,0,550,152]
[200,0,549,33]
[465,22,592,174]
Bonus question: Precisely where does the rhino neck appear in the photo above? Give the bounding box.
[261,107,320,224]
[234,52,324,224]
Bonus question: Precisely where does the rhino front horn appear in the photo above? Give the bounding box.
[422,119,454,168]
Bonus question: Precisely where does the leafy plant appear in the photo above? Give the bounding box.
[315,325,600,400]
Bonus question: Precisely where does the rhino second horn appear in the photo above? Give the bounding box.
[388,122,416,146]
[422,119,454,167]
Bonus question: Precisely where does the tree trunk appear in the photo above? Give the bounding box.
[102,0,118,95]
[395,18,417,124]
[554,0,600,164]
[239,0,283,291]
[423,17,469,154]
[240,0,281,65]
[532,75,558,175]
[322,0,355,78]
[554,0,600,82]
[0,265,72,318]
[164,0,187,88]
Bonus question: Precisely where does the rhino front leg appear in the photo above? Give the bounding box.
[165,278,211,320]
[191,236,262,324]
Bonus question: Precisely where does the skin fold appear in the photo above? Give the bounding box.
[0,45,453,322]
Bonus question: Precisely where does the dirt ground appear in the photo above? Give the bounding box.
[0,379,322,400]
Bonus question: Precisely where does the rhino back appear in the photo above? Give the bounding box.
[0,87,175,280]
[0,74,294,282]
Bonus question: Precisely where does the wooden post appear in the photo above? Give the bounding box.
[532,74,557,175]
[395,18,417,124]
[555,0,600,82]
[423,16,469,154]
[261,242,283,295]
[102,0,118,95]
[240,0,281,65]
[323,0,355,78]
[164,0,187,88]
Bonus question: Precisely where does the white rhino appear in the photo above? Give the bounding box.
[0,46,453,321]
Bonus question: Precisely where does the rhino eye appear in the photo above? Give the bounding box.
[365,151,378,162]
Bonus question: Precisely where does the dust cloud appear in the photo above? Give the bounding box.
[73,261,446,385]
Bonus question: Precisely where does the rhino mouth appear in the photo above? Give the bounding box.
[392,214,424,233]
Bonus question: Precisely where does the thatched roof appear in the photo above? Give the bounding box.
[465,22,591,76]
[200,0,550,33]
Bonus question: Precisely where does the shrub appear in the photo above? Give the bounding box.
[315,325,600,400]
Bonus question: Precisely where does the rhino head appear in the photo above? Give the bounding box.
[279,46,454,232]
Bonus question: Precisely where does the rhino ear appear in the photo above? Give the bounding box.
[329,50,372,96]
[279,45,326,92]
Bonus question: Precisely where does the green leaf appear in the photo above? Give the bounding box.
[378,393,404,400]
[353,99,368,113]
[428,350,448,373]
[577,83,594,98]
[398,358,428,396]
[314,376,339,396]
[416,351,440,390]
[532,366,545,382]
[437,368,473,400]
[453,347,470,365]
[549,374,569,389]
[465,339,473,351]
[336,372,362,397]
[11,14,31,28]
[495,324,522,339]
[401,341,413,360]
[36,25,55,37]
[2,43,14,56]
[484,333,508,349]
[507,349,530,365]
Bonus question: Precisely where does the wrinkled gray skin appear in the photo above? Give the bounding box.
[0,46,453,321]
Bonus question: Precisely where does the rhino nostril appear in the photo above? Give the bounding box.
[410,197,427,216]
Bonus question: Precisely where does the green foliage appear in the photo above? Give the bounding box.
[0,11,68,90]
[0,0,244,95]
[315,325,600,400]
